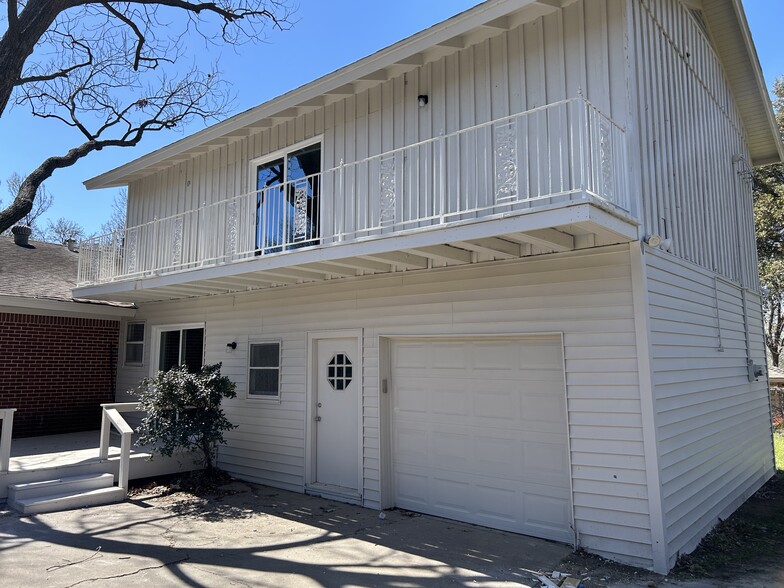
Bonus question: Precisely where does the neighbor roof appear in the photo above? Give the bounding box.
[84,0,783,190]
[0,237,134,309]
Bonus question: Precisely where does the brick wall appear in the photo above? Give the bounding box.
[0,312,119,438]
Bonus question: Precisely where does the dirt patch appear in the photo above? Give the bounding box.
[554,472,784,587]
[670,472,784,581]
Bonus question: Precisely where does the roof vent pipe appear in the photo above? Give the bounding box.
[65,238,78,252]
[11,225,31,247]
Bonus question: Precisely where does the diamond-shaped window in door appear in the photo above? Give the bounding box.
[327,353,353,390]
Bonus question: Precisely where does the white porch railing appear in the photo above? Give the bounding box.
[99,402,139,492]
[0,408,16,472]
[78,96,630,286]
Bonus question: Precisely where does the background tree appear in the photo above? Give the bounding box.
[755,77,784,365]
[0,172,53,237]
[42,216,85,244]
[100,188,128,234]
[0,1,292,234]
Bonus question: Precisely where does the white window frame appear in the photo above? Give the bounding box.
[247,339,282,402]
[247,136,324,193]
[123,320,146,367]
[149,323,206,376]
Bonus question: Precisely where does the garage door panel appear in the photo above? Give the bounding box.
[394,427,429,465]
[391,336,572,543]
[522,392,568,423]
[431,344,469,368]
[523,439,571,486]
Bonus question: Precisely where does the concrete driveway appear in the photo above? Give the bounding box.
[0,480,572,587]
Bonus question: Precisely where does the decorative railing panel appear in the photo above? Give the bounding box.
[78,97,630,286]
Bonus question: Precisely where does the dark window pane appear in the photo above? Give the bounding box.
[127,322,145,342]
[159,330,180,372]
[255,145,321,251]
[250,369,279,396]
[328,366,335,378]
[345,366,352,379]
[183,328,204,373]
[126,343,143,365]
[287,143,321,182]
[257,158,284,190]
[250,343,279,368]
[335,379,345,391]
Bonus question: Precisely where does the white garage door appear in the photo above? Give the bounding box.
[391,336,572,543]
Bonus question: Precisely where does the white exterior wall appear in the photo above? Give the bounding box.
[116,244,657,569]
[644,248,774,567]
[126,0,630,228]
[629,0,758,288]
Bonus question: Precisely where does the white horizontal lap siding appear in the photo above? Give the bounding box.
[126,0,628,229]
[645,250,774,567]
[630,0,757,288]
[113,245,652,567]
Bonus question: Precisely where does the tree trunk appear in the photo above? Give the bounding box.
[0,0,68,117]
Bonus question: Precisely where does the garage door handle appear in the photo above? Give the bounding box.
[314,416,322,422]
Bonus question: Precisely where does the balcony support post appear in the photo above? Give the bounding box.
[438,130,447,223]
[338,159,345,242]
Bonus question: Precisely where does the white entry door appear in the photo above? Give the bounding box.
[314,336,360,492]
[390,336,572,543]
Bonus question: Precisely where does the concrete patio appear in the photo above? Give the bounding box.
[0,478,572,587]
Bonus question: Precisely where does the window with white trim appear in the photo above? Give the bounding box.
[254,142,321,252]
[124,322,145,366]
[248,341,281,399]
[157,326,204,373]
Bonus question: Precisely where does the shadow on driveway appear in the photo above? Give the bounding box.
[0,481,571,587]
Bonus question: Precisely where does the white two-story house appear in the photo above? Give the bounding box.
[74,0,782,573]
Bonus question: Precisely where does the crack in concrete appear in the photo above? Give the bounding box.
[194,565,255,587]
[60,556,190,587]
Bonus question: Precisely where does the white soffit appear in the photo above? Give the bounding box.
[702,0,783,165]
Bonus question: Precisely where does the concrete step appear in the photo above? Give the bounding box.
[12,486,127,515]
[8,473,115,506]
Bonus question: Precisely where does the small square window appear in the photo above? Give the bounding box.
[124,322,145,366]
[249,342,281,399]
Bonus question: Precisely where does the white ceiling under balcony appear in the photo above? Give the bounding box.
[73,199,638,303]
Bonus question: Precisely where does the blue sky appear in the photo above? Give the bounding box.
[0,0,781,236]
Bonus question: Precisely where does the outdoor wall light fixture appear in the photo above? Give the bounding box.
[418,94,429,107]
[226,341,237,352]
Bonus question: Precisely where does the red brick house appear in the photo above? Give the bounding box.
[0,235,134,437]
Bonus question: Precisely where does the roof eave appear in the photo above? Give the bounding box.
[730,0,783,165]
[83,0,561,190]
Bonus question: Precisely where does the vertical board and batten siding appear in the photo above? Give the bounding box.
[630,0,758,288]
[645,249,774,566]
[125,0,629,227]
[115,245,655,568]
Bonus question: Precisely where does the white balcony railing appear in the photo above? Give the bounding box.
[78,96,629,286]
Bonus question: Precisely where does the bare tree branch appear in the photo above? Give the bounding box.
[0,0,293,232]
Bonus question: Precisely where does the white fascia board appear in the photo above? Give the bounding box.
[0,295,137,319]
[730,0,784,164]
[84,0,554,190]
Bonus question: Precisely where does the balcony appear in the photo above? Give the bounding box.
[75,97,639,302]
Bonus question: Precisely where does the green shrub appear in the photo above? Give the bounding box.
[134,363,237,472]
